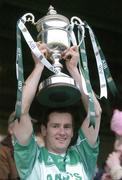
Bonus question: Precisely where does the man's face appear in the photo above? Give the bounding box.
[42,112,74,154]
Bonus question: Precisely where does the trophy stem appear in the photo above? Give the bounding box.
[51,51,63,72]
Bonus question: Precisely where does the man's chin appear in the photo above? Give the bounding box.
[55,146,67,153]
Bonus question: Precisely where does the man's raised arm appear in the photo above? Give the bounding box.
[12,43,46,144]
[62,46,102,146]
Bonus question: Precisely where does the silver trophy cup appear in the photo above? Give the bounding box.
[35,6,81,107]
[19,6,84,107]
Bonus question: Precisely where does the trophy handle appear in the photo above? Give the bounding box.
[20,13,36,25]
[70,16,85,47]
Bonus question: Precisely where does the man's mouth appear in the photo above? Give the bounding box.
[56,137,66,142]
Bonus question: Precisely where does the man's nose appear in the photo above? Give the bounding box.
[59,127,65,134]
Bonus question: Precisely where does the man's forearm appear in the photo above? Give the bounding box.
[21,64,43,114]
[69,67,89,111]
[69,67,101,115]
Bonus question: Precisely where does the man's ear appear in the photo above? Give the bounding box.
[41,125,46,136]
[8,122,15,135]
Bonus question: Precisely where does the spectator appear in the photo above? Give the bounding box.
[0,112,20,179]
[103,109,122,180]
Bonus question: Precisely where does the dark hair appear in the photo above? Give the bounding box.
[42,107,74,127]
[41,106,83,145]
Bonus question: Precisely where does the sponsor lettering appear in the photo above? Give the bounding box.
[46,173,82,180]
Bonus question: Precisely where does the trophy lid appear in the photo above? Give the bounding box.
[36,5,70,32]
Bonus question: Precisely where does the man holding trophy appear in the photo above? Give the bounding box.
[12,6,102,180]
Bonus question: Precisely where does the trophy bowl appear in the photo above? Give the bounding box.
[37,74,81,107]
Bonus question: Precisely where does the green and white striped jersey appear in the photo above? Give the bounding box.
[13,129,99,180]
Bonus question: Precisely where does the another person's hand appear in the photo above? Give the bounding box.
[62,46,79,72]
[101,173,112,180]
[106,152,122,180]
[106,152,121,169]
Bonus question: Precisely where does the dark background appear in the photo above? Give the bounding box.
[0,0,122,165]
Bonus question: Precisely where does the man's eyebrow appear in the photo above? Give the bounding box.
[50,123,70,125]
[64,123,72,126]
[50,123,60,125]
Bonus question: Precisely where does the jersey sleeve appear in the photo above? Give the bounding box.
[75,129,99,178]
[13,134,38,179]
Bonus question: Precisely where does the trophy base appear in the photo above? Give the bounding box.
[37,74,81,107]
